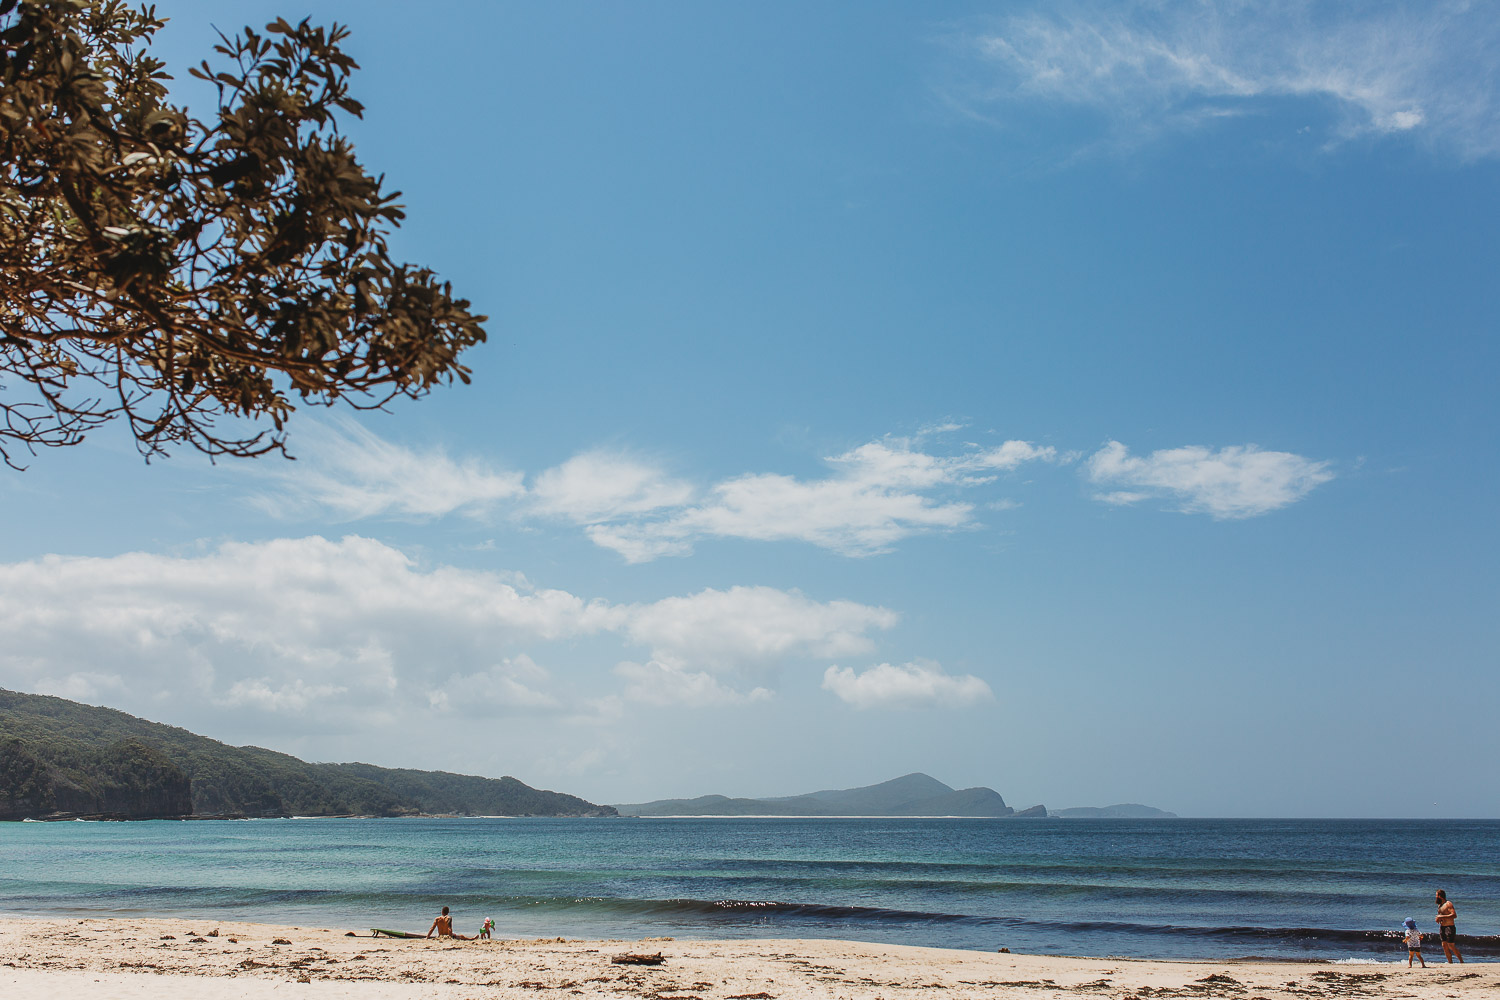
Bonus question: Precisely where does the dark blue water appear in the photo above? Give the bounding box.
[2,817,1496,961]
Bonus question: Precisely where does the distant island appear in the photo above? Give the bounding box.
[1052,804,1178,818]
[0,689,616,820]
[615,772,1049,818]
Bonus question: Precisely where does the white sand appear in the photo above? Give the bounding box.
[2,917,1491,999]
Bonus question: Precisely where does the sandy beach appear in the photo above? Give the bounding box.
[1,918,1490,1000]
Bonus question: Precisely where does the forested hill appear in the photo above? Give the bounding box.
[0,689,616,820]
[615,772,1048,817]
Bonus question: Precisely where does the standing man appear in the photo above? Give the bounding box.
[1434,889,1463,963]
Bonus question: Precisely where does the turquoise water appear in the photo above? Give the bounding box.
[2,817,1496,960]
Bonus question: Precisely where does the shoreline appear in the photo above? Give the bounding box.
[11,813,617,822]
[3,917,1493,999]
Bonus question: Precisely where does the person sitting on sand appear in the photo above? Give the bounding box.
[426,906,472,940]
[1434,890,1463,963]
[1402,917,1424,968]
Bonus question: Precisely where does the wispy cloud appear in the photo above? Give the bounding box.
[955,1,1500,159]
[251,422,1334,552]
[580,437,1058,562]
[822,661,994,709]
[1086,440,1333,518]
[613,659,773,707]
[529,451,693,522]
[254,418,524,520]
[257,423,1057,561]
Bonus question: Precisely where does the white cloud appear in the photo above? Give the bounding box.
[614,659,773,707]
[608,586,897,705]
[588,437,1057,562]
[248,424,1339,555]
[1095,489,1149,506]
[959,1,1500,159]
[622,586,897,672]
[822,661,994,709]
[664,468,974,552]
[584,523,694,563]
[529,451,694,522]
[254,425,1054,561]
[0,537,896,721]
[428,654,560,716]
[223,678,349,713]
[254,418,524,520]
[1086,440,1333,518]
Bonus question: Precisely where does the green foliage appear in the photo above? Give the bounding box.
[0,736,53,816]
[0,732,192,818]
[0,0,487,467]
[96,737,192,816]
[326,763,611,817]
[0,689,617,819]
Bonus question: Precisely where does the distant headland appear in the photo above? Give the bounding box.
[1052,804,1177,818]
[0,689,616,820]
[616,773,1175,819]
[615,772,1044,817]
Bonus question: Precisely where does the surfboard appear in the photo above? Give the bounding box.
[370,928,423,938]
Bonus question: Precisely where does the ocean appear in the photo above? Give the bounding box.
[2,817,1496,961]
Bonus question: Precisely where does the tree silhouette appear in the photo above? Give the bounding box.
[0,0,487,467]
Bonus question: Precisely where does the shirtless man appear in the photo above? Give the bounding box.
[1435,890,1463,963]
[426,906,472,940]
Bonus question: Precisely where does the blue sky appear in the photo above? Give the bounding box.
[2,1,1496,817]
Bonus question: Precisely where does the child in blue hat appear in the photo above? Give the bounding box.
[1402,917,1424,967]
